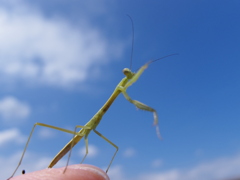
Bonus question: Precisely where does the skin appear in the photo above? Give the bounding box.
[10,164,110,180]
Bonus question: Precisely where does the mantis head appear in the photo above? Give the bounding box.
[123,68,135,79]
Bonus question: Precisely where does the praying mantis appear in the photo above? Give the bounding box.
[8,16,177,179]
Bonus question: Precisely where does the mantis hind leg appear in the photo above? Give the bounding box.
[80,135,89,164]
[93,129,118,173]
[64,133,89,173]
[64,125,91,173]
[9,122,86,180]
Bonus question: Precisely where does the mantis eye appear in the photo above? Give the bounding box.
[123,68,134,79]
[123,68,130,75]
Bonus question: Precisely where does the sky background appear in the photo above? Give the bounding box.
[0,0,240,180]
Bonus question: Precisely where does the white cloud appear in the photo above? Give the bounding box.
[108,165,127,180]
[0,1,124,89]
[137,154,240,180]
[139,170,180,180]
[37,127,56,139]
[79,144,98,158]
[0,128,26,146]
[151,159,163,168]
[123,147,136,158]
[107,154,240,180]
[0,96,30,122]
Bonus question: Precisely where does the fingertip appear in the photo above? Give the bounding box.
[66,164,110,180]
[10,164,109,180]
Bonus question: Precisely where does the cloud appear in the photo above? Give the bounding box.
[108,153,240,180]
[0,128,26,146]
[137,154,240,180]
[37,127,56,139]
[0,0,124,89]
[151,159,163,168]
[0,96,30,122]
[122,147,136,158]
[79,144,98,158]
[108,165,127,180]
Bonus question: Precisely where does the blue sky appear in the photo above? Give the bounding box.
[0,0,240,179]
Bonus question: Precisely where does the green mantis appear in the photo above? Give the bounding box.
[8,15,177,179]
[8,53,176,179]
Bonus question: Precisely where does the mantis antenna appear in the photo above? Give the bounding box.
[126,14,134,70]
